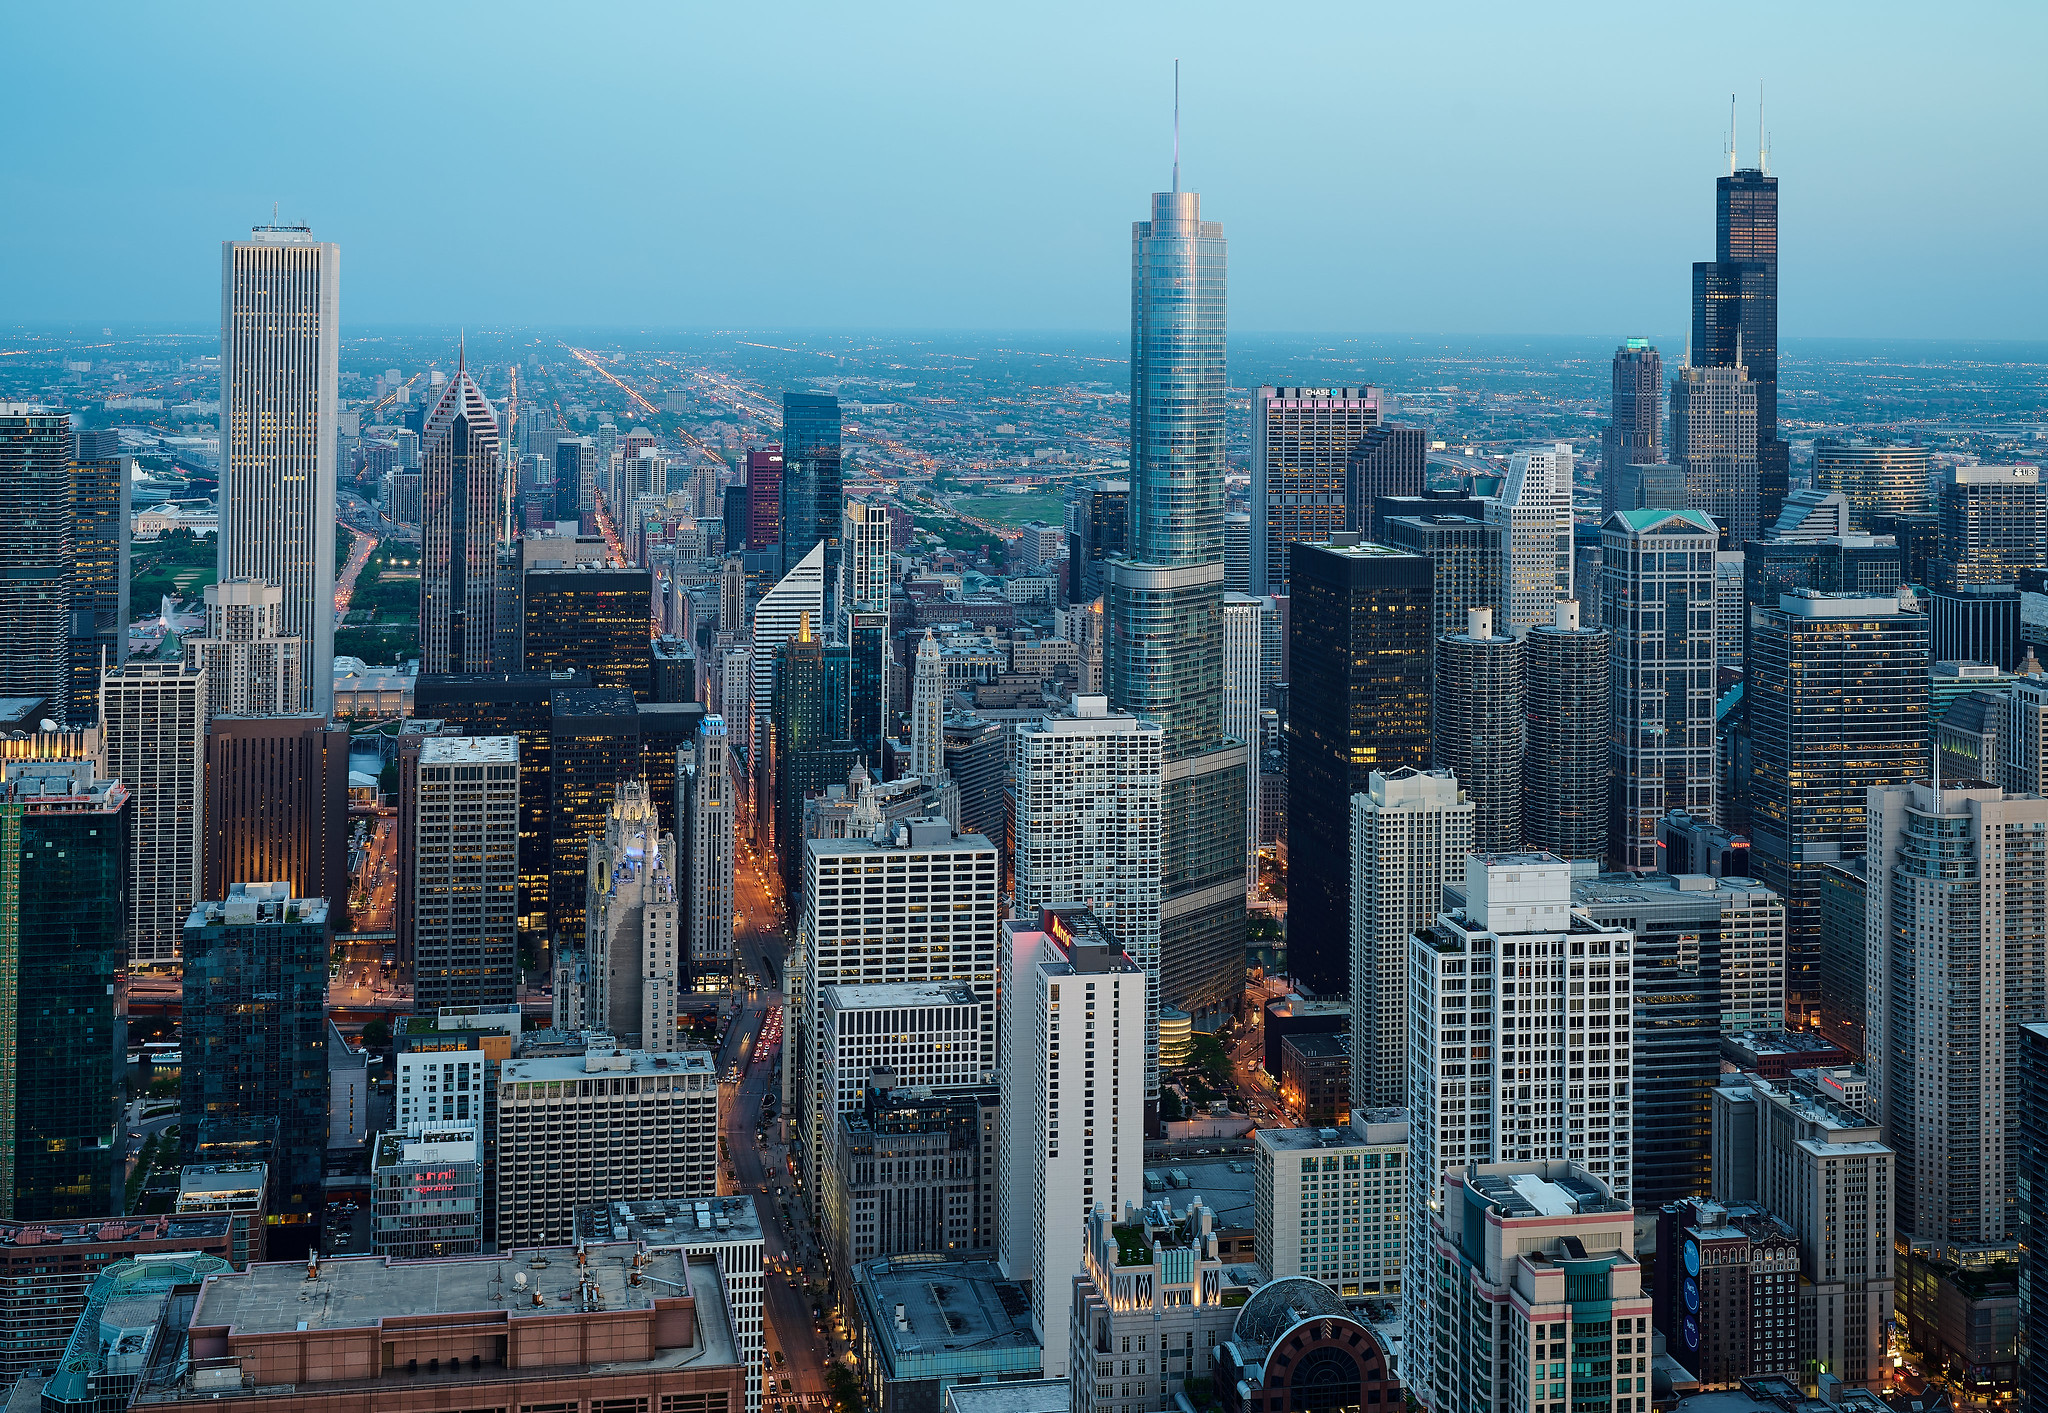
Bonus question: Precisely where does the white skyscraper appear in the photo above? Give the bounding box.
[582,779,680,1049]
[100,661,206,965]
[1222,593,1264,896]
[682,715,735,986]
[791,818,1000,1213]
[838,499,893,633]
[1487,443,1575,637]
[407,736,520,1011]
[909,630,946,780]
[1867,780,2048,1246]
[1405,852,1636,1401]
[995,912,1147,1380]
[219,224,338,713]
[1013,695,1164,1095]
[1351,768,1473,1111]
[750,541,824,796]
[182,578,302,717]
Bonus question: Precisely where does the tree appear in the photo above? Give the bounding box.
[360,1019,391,1050]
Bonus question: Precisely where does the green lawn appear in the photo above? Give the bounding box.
[950,493,1067,528]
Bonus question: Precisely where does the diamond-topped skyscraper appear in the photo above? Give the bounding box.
[219,223,339,713]
[420,358,503,673]
[1107,172,1247,1045]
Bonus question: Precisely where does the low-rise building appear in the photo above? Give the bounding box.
[174,1165,267,1268]
[0,1218,234,1383]
[495,1044,718,1247]
[1213,1278,1402,1413]
[1278,1031,1351,1128]
[1253,1113,1408,1298]
[824,1071,999,1283]
[1719,1030,1854,1080]
[36,1253,236,1412]
[945,1378,1071,1413]
[1067,1198,1258,1413]
[371,1128,483,1261]
[851,1254,1043,1413]
[1652,1200,1802,1388]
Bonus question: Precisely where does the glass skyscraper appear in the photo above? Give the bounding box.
[781,392,843,609]
[1108,186,1246,1029]
[1690,167,1784,534]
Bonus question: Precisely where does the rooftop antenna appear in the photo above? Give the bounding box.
[1727,92,1737,176]
[1758,81,1770,175]
[1172,59,1181,194]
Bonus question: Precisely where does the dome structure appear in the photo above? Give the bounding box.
[1231,1276,1350,1348]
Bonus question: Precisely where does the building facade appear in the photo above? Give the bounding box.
[1250,386,1380,596]
[100,659,206,964]
[1671,364,1761,551]
[1523,601,1611,865]
[0,406,77,725]
[404,735,520,1010]
[823,1073,999,1281]
[1435,607,1524,852]
[419,366,504,673]
[682,714,736,986]
[1252,1115,1409,1298]
[201,715,349,923]
[1814,439,1931,531]
[183,578,302,716]
[1488,444,1575,637]
[1603,340,1663,502]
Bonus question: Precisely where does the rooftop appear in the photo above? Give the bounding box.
[1281,1031,1351,1061]
[186,882,329,928]
[177,1164,267,1199]
[573,1197,767,1248]
[1258,1117,1406,1154]
[852,1255,1037,1368]
[822,981,980,1013]
[1465,1162,1629,1219]
[944,1377,1071,1413]
[1137,1160,1256,1232]
[501,1048,715,1084]
[0,1213,232,1249]
[418,735,518,763]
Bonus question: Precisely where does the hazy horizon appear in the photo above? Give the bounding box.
[7,0,2045,337]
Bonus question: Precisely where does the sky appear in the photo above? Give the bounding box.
[6,1,2045,338]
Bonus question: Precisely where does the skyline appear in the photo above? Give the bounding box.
[4,3,2044,338]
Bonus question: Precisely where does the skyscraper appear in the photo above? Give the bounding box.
[183,579,303,717]
[1012,697,1164,1097]
[1345,424,1427,532]
[404,736,520,1010]
[1222,593,1264,894]
[1223,511,1251,593]
[201,715,350,909]
[1522,601,1610,865]
[780,392,842,599]
[909,631,946,780]
[100,660,206,965]
[749,541,824,799]
[1486,444,1575,637]
[1748,591,1929,1027]
[1348,767,1471,1111]
[66,453,129,728]
[420,364,503,674]
[838,499,892,635]
[548,687,642,945]
[0,406,75,724]
[1066,479,1129,604]
[1814,439,1931,532]
[1286,539,1432,994]
[1933,463,2045,590]
[1383,514,1503,644]
[1693,162,1785,533]
[1110,184,1247,1018]
[1433,607,1523,852]
[1868,781,2048,1246]
[1,760,128,1220]
[1601,340,1662,510]
[1604,508,1719,871]
[219,224,339,714]
[521,565,653,697]
[1671,364,1761,550]
[1249,386,1379,596]
[681,716,734,988]
[745,447,783,553]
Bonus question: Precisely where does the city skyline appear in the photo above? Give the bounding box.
[4,5,2046,338]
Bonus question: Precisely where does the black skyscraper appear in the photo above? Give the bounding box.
[780,391,844,602]
[1285,539,1432,996]
[1692,167,1785,532]
[1601,341,1662,517]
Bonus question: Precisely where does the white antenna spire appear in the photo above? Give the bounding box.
[1172,59,1181,194]
[1728,92,1737,177]
[1759,81,1770,175]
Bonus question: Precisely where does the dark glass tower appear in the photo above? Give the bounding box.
[1109,185,1245,1019]
[202,716,351,909]
[781,391,844,606]
[1067,479,1130,603]
[3,762,128,1220]
[1691,166,1784,533]
[1285,539,1432,995]
[67,455,130,726]
[1748,591,1930,1026]
[1344,424,1426,534]
[846,610,889,761]
[521,566,653,699]
[547,687,641,944]
[0,409,75,725]
[746,447,783,554]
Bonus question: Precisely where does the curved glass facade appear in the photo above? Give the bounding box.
[1129,191,1227,568]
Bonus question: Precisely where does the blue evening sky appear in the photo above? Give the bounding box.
[5,1,2044,338]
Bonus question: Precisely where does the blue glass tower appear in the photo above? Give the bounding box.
[1108,182,1246,1039]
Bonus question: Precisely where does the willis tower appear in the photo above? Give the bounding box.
[1691,115,1785,535]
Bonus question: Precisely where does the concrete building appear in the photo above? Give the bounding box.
[1012,696,1164,1095]
[996,912,1148,1380]
[572,778,680,1047]
[1714,552,1747,668]
[328,1017,369,1149]
[1651,1199,1801,1387]
[1523,601,1611,865]
[682,714,736,988]
[175,1163,267,1267]
[1213,1280,1401,1413]
[183,578,302,716]
[1252,1113,1409,1298]
[851,1254,1043,1413]
[1867,780,2048,1247]
[2001,673,2048,794]
[61,1241,744,1413]
[840,498,894,635]
[1436,607,1524,851]
[100,659,206,964]
[1278,1031,1350,1128]
[1351,768,1473,1110]
[1603,509,1720,870]
[370,1126,482,1260]
[818,982,985,1146]
[910,629,947,780]
[824,1073,999,1281]
[1384,513,1504,648]
[181,883,331,1223]
[403,735,520,1010]
[219,223,339,713]
[1488,444,1576,637]
[792,819,1001,1215]
[493,1045,718,1248]
[1416,1162,1649,1413]
[1067,1198,1259,1413]
[1710,1075,1895,1389]
[1672,362,1761,550]
[1223,593,1265,895]
[1407,856,1638,1399]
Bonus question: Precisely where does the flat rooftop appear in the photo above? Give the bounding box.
[853,1255,1036,1362]
[574,1197,766,1248]
[1281,1031,1350,1061]
[1258,1118,1405,1153]
[1468,1165,1629,1218]
[195,1244,708,1334]
[822,981,980,1012]
[0,1214,232,1249]
[1139,1159,1256,1233]
[501,1048,715,1084]
[419,735,517,763]
[946,1379,1071,1413]
[178,1163,267,1197]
